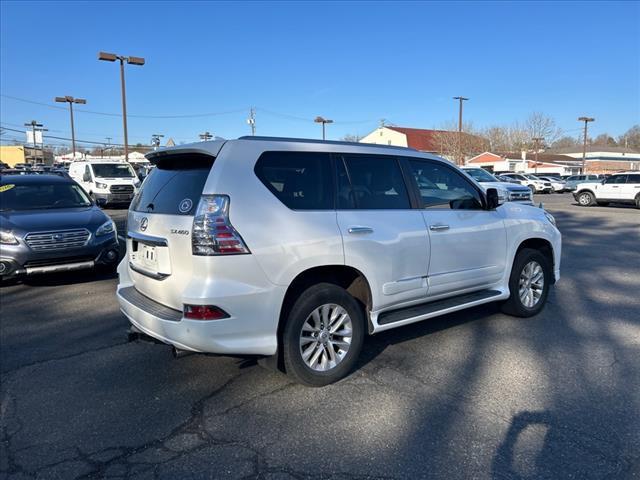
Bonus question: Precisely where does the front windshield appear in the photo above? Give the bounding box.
[465,168,497,182]
[0,183,91,211]
[92,163,135,178]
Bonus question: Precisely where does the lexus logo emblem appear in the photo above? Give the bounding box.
[178,198,193,214]
[140,217,148,231]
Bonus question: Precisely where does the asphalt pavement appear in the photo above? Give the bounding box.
[1,194,639,479]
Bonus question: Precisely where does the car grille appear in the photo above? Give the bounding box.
[110,184,134,194]
[24,256,94,267]
[25,229,91,251]
[510,191,532,201]
[544,182,552,187]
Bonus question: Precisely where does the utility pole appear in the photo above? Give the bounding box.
[453,96,469,165]
[578,117,595,174]
[24,120,47,165]
[151,134,164,150]
[532,137,544,174]
[247,107,256,135]
[199,131,213,141]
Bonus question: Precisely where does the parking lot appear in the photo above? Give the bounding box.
[1,194,638,479]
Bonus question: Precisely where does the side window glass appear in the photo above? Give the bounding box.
[254,151,333,210]
[84,166,91,178]
[407,159,483,210]
[627,174,640,184]
[340,154,410,209]
[607,175,627,184]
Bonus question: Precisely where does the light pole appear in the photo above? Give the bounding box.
[55,96,86,159]
[98,51,145,162]
[578,117,595,174]
[453,96,468,165]
[532,137,544,174]
[199,132,213,141]
[314,116,333,140]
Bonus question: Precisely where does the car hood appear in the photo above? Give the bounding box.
[477,181,530,191]
[0,207,108,234]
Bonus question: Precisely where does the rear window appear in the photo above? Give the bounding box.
[130,154,213,215]
[254,151,333,210]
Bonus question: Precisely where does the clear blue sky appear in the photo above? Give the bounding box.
[1,0,638,147]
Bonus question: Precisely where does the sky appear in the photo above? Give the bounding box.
[1,0,639,148]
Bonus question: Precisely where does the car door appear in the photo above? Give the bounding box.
[335,153,431,311]
[404,158,507,297]
[626,174,640,201]
[598,174,628,199]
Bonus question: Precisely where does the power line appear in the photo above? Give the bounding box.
[0,126,147,147]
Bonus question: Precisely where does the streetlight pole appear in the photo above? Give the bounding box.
[98,51,145,162]
[314,116,334,140]
[55,96,86,159]
[199,132,213,141]
[453,96,469,165]
[532,137,544,174]
[578,116,595,174]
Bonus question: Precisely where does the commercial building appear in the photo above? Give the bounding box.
[0,145,53,166]
[466,152,582,176]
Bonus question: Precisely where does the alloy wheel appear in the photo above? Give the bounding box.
[518,260,544,308]
[299,304,353,372]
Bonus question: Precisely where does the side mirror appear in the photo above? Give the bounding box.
[83,173,91,182]
[486,188,500,210]
[96,197,107,207]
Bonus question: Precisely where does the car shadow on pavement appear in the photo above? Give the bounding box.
[1,268,118,288]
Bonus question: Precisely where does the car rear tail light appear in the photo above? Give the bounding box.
[192,195,250,255]
[184,304,229,320]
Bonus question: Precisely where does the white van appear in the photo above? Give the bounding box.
[69,160,140,205]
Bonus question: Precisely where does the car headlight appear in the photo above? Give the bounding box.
[0,229,18,245]
[544,211,556,226]
[134,179,141,188]
[95,182,108,189]
[96,220,116,237]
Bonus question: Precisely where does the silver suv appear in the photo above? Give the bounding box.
[118,137,561,386]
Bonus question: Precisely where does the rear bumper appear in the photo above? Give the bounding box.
[116,262,286,356]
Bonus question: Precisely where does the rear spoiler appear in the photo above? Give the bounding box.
[145,140,227,166]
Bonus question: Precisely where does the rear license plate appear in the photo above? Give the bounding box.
[131,243,158,271]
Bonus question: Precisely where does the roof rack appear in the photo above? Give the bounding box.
[237,136,417,152]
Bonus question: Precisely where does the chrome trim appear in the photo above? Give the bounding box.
[25,228,91,251]
[25,260,94,275]
[347,226,374,234]
[127,231,168,247]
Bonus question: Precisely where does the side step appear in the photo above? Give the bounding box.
[377,289,502,326]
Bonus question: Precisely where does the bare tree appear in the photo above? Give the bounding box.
[524,112,562,147]
[341,134,362,142]
[433,121,488,163]
[618,125,640,150]
[550,136,580,149]
[592,133,617,147]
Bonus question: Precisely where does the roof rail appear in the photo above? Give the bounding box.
[237,136,417,152]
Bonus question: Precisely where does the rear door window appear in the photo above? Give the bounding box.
[254,151,333,210]
[338,154,410,209]
[627,174,640,184]
[130,154,214,215]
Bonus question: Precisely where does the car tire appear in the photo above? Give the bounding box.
[501,248,551,318]
[635,194,640,209]
[282,283,365,387]
[577,191,595,206]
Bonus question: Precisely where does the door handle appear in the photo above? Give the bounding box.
[347,226,374,234]
[429,224,450,231]
[612,186,619,188]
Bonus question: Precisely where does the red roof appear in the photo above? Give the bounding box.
[385,126,481,152]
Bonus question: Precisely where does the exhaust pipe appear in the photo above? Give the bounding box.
[172,346,194,359]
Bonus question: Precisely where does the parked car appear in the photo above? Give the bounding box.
[573,172,640,208]
[495,174,520,184]
[68,160,140,206]
[117,137,561,386]
[462,167,533,204]
[564,174,601,192]
[537,176,567,193]
[500,173,552,193]
[0,174,120,279]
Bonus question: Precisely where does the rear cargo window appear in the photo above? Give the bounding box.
[130,154,213,215]
[254,152,333,210]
